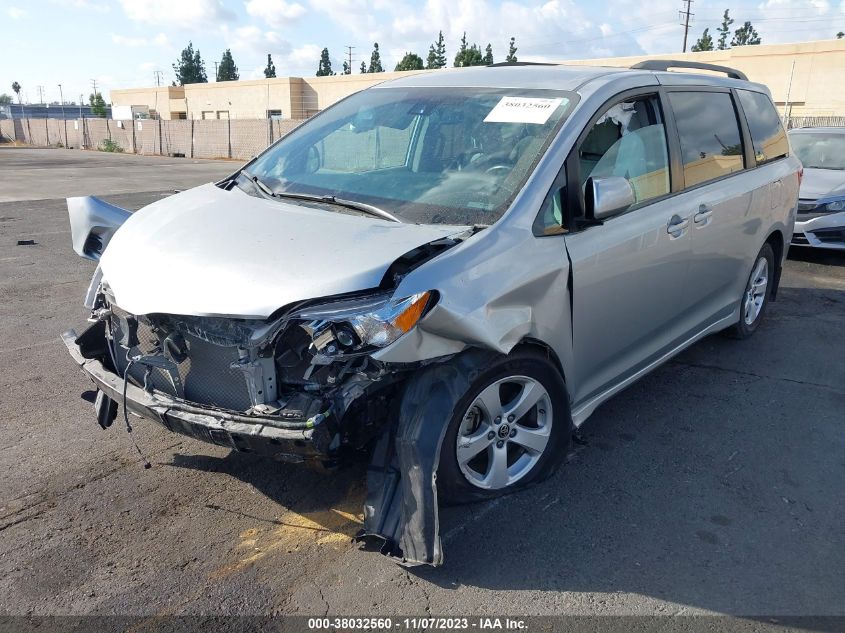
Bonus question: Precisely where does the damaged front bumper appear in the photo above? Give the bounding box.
[62,326,335,461]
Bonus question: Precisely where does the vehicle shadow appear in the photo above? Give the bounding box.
[788,245,845,267]
[165,450,369,540]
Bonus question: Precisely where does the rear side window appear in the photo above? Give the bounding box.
[669,91,745,188]
[737,89,789,164]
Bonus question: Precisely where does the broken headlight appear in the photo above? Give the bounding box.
[296,291,433,351]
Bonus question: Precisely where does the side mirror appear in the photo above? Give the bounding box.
[585,176,635,220]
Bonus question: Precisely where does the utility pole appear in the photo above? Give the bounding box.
[36,85,45,104]
[90,79,99,96]
[79,94,84,117]
[213,61,219,80]
[58,84,68,146]
[153,70,163,86]
[345,45,355,74]
[680,0,694,52]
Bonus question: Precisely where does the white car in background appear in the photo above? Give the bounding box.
[789,127,845,250]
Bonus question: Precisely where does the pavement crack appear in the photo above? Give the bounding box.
[670,360,844,394]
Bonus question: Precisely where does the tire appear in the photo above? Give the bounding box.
[437,350,571,505]
[725,243,775,339]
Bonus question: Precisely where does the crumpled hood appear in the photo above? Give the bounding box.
[100,183,467,318]
[799,168,845,201]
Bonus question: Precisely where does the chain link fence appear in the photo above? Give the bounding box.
[0,118,304,161]
[784,115,845,129]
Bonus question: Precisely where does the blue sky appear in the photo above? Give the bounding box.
[2,0,843,104]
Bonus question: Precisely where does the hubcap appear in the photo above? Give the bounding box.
[456,375,553,490]
[743,256,769,325]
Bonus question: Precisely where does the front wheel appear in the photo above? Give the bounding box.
[726,243,774,339]
[437,351,571,504]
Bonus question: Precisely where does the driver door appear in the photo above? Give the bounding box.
[562,91,695,407]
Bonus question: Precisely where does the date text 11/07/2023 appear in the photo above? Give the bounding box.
[307,617,528,630]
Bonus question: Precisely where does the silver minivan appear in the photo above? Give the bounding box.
[64,61,800,565]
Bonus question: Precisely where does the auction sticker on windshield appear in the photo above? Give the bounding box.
[484,96,565,124]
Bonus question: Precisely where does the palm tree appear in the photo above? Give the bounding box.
[11,81,21,104]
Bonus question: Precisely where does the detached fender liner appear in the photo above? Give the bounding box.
[357,349,496,566]
[62,328,333,459]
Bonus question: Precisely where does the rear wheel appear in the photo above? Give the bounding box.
[437,351,571,504]
[726,243,774,339]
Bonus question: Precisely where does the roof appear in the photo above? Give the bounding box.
[374,64,633,92]
[375,63,764,93]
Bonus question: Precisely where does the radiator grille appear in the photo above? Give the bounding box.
[110,307,253,411]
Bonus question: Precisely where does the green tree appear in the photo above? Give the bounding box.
[360,61,367,73]
[691,27,715,51]
[395,52,424,71]
[731,21,761,46]
[837,31,843,39]
[717,9,734,50]
[368,43,384,72]
[342,61,350,74]
[316,48,335,76]
[11,81,21,104]
[216,49,239,81]
[0,94,12,105]
[454,32,485,67]
[88,93,107,117]
[173,41,208,85]
[483,43,494,65]
[264,53,276,78]
[426,31,447,69]
[505,36,517,62]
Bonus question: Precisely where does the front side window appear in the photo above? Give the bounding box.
[578,94,670,209]
[248,87,574,226]
[669,91,745,188]
[737,89,789,164]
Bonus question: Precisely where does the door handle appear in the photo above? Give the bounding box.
[667,214,689,237]
[694,204,712,224]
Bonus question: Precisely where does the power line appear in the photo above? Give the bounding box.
[680,0,694,52]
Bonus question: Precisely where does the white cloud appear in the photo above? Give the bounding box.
[111,33,170,48]
[58,0,111,11]
[119,0,234,28]
[7,7,26,19]
[245,0,307,26]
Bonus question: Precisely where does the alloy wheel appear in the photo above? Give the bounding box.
[456,375,553,490]
[743,256,769,325]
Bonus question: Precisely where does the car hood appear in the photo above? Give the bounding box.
[100,183,468,318]
[799,167,845,201]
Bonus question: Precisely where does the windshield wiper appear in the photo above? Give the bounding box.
[272,191,404,223]
[240,169,277,198]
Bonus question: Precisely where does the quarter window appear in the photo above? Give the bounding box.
[669,91,745,187]
[737,89,789,165]
[579,94,670,210]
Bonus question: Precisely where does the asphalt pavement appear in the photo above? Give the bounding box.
[1,148,843,619]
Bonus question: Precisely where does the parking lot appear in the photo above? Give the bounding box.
[1,148,843,618]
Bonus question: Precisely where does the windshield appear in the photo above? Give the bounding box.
[789,132,845,170]
[247,87,574,225]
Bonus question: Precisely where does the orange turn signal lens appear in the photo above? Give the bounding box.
[392,291,431,333]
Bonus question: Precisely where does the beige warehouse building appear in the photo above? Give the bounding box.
[111,39,845,121]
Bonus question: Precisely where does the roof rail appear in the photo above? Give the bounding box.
[487,61,559,67]
[630,60,748,81]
